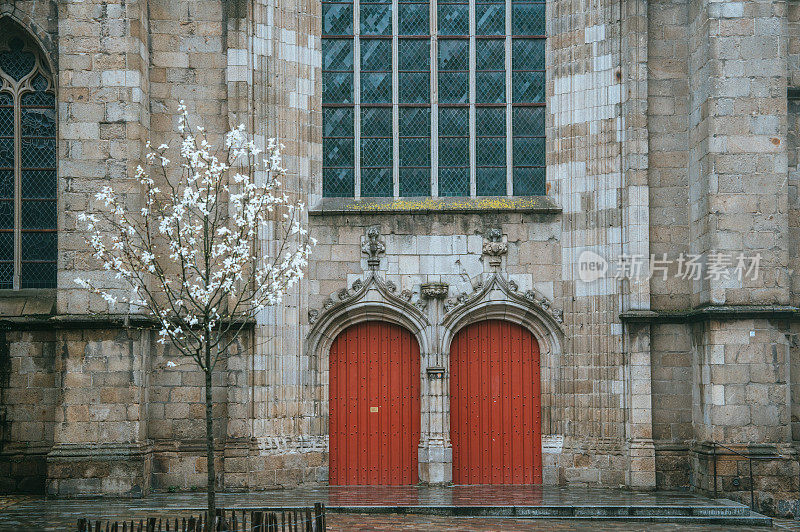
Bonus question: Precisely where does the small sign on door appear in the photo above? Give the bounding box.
[370,406,379,413]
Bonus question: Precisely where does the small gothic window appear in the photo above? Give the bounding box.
[0,28,57,289]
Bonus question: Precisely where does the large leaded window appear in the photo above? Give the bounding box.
[322,0,545,198]
[0,31,57,289]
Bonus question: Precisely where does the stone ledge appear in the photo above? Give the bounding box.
[310,195,562,216]
[0,289,56,317]
[620,305,800,324]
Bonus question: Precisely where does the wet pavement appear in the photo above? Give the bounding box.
[0,486,787,531]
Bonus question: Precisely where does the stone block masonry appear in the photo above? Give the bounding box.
[0,0,798,518]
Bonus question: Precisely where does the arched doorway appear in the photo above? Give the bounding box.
[450,319,542,484]
[329,321,421,485]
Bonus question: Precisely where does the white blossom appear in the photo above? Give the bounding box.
[75,106,314,372]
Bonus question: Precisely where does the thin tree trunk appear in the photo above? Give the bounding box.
[204,338,216,529]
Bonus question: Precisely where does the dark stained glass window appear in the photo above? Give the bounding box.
[0,30,56,289]
[361,107,393,197]
[321,0,546,199]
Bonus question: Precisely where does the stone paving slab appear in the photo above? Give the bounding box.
[0,487,761,531]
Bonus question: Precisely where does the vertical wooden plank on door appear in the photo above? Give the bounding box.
[329,321,420,484]
[450,319,542,484]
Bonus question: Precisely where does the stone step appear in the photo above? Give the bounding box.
[324,504,772,525]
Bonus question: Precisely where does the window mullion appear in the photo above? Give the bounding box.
[354,0,362,199]
[392,0,400,198]
[468,0,476,197]
[13,91,20,290]
[504,0,512,196]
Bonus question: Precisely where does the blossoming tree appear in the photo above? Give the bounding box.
[76,105,313,524]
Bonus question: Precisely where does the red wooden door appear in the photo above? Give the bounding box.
[329,321,421,485]
[450,319,542,484]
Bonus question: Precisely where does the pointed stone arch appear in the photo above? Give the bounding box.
[306,272,433,363]
[0,11,57,76]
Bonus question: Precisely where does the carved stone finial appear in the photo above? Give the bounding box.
[400,289,413,301]
[420,282,449,299]
[352,278,364,292]
[308,309,319,324]
[385,280,397,293]
[362,226,385,270]
[482,228,507,268]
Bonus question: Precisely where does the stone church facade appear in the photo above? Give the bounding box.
[1,0,800,517]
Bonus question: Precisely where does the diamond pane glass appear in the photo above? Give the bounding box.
[0,262,11,289]
[476,136,505,166]
[476,4,505,35]
[513,38,545,70]
[438,167,469,197]
[0,170,13,199]
[361,137,393,166]
[0,103,11,137]
[512,71,545,103]
[399,168,430,196]
[21,200,56,230]
[475,72,505,103]
[399,39,430,70]
[439,107,469,136]
[21,107,55,137]
[0,138,11,169]
[323,168,355,197]
[361,73,392,103]
[21,170,56,199]
[0,200,12,230]
[361,168,393,197]
[513,106,545,136]
[512,2,545,35]
[0,93,10,105]
[361,107,393,136]
[0,38,35,81]
[20,137,55,168]
[476,167,506,196]
[20,261,56,289]
[399,72,430,103]
[324,137,355,167]
[438,72,468,103]
[477,107,505,136]
[399,3,429,35]
[323,72,354,103]
[476,39,504,70]
[513,166,546,196]
[323,39,354,70]
[400,137,430,166]
[439,137,468,166]
[362,39,392,69]
[400,107,430,136]
[438,39,469,70]
[323,3,354,35]
[0,232,11,262]
[324,107,354,137]
[513,136,545,167]
[438,5,469,35]
[361,4,392,35]
[20,90,55,107]
[21,232,55,261]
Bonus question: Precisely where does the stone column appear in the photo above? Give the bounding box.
[687,0,797,514]
[417,282,451,484]
[48,0,152,497]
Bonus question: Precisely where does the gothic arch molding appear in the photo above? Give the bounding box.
[440,273,564,358]
[306,273,433,361]
[0,12,57,76]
